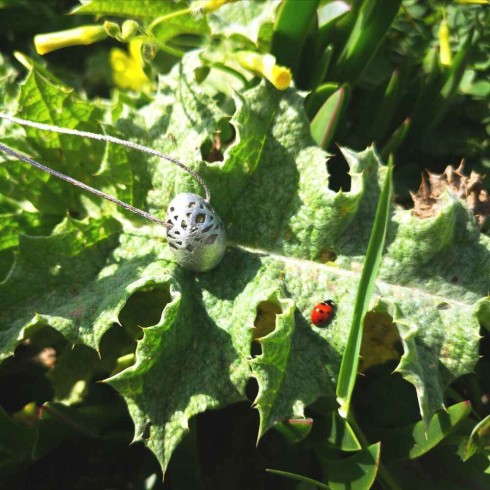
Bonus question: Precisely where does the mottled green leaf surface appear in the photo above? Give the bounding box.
[1,51,489,474]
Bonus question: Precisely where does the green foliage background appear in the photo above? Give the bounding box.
[0,1,489,489]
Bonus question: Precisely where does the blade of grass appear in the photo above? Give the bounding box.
[316,1,351,56]
[380,118,410,161]
[266,469,330,489]
[270,0,320,76]
[336,153,393,418]
[371,69,405,143]
[331,0,403,83]
[309,44,334,89]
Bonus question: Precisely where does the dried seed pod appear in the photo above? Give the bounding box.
[165,193,226,272]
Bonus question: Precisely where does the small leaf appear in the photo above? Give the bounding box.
[274,417,314,444]
[324,411,362,451]
[73,0,184,18]
[310,84,349,149]
[378,401,472,461]
[0,406,36,477]
[321,443,381,490]
[305,81,340,119]
[464,413,490,461]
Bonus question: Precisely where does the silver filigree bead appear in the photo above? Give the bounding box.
[165,193,226,272]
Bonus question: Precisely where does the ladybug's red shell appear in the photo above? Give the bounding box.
[311,300,336,327]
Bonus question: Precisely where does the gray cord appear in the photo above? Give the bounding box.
[0,113,211,202]
[0,142,170,227]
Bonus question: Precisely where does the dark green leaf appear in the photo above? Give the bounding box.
[377,401,472,461]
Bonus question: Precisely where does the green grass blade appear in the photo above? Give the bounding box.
[266,469,330,489]
[316,1,351,52]
[309,44,334,89]
[331,0,403,83]
[336,154,393,417]
[428,28,474,133]
[270,0,320,75]
[310,84,350,149]
[371,69,405,143]
[409,28,474,142]
[380,117,410,161]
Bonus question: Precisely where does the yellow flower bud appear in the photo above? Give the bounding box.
[191,0,236,14]
[236,51,292,90]
[34,25,107,55]
[438,19,452,67]
[121,20,139,41]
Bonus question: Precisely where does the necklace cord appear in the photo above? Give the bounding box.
[0,112,210,198]
[0,142,170,227]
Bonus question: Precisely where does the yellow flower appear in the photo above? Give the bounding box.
[236,51,292,90]
[439,19,452,67]
[110,39,152,92]
[34,25,107,55]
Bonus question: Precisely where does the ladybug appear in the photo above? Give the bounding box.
[311,300,336,327]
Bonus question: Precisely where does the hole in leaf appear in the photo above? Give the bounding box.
[200,120,235,163]
[173,230,180,235]
[189,202,196,208]
[327,151,351,192]
[245,378,259,403]
[0,326,67,412]
[169,242,178,249]
[204,234,218,245]
[437,302,451,310]
[142,421,152,439]
[253,301,282,347]
[319,249,337,263]
[202,225,213,233]
[196,214,206,223]
[186,244,194,252]
[119,286,172,330]
[181,221,187,230]
[359,312,402,373]
[170,207,175,212]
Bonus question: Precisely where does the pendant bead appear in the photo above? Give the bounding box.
[165,193,226,272]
